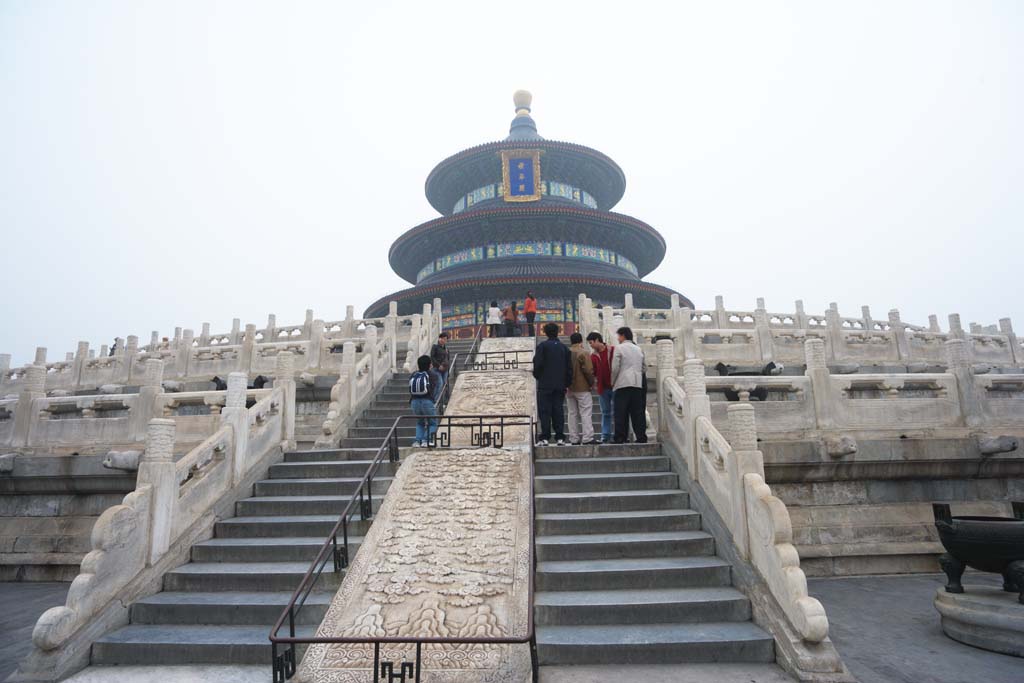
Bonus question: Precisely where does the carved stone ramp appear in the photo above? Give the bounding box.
[295,337,536,682]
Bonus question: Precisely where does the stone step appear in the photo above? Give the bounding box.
[536,530,714,562]
[535,622,774,665]
[535,472,679,494]
[191,536,363,563]
[93,624,313,665]
[536,509,702,536]
[163,562,343,592]
[536,489,689,514]
[131,591,333,625]
[535,443,662,459]
[284,448,384,462]
[269,460,400,479]
[348,426,417,439]
[534,586,752,625]
[340,436,413,449]
[236,495,385,517]
[535,456,670,476]
[284,448,388,463]
[536,556,731,591]
[253,476,394,497]
[215,514,372,538]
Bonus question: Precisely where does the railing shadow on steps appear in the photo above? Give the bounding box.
[269,411,538,683]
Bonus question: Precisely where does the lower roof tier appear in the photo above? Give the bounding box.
[364,273,691,319]
[387,205,668,283]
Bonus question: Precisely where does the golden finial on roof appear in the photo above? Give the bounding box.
[513,90,532,117]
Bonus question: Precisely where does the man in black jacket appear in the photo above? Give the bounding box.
[429,332,450,399]
[532,322,572,446]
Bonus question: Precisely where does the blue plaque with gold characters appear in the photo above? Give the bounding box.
[500,149,542,202]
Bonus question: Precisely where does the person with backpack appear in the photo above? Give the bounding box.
[610,326,648,443]
[409,355,438,448]
[587,331,615,444]
[566,332,595,444]
[533,322,572,446]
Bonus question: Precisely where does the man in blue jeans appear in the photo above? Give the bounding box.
[532,322,572,446]
[587,332,615,443]
[409,355,438,447]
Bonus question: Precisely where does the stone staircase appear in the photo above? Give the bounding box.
[533,443,775,664]
[87,341,480,666]
[90,444,396,665]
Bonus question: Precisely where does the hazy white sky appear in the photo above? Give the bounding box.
[1,1,1021,365]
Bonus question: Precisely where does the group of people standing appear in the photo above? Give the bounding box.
[486,292,539,337]
[532,322,647,446]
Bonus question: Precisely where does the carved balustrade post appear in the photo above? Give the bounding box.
[307,319,325,372]
[240,324,257,374]
[432,298,443,340]
[1000,318,1019,365]
[138,418,177,565]
[713,295,726,329]
[825,303,843,364]
[680,359,710,480]
[132,359,165,441]
[265,314,277,343]
[889,309,909,361]
[754,297,774,363]
[275,351,296,449]
[229,318,241,345]
[656,340,677,439]
[623,293,636,329]
[342,305,356,338]
[14,364,46,447]
[725,402,765,559]
[222,372,250,484]
[794,299,808,329]
[72,341,89,390]
[123,335,139,383]
[946,339,983,429]
[176,329,193,378]
[363,325,379,389]
[303,309,314,341]
[199,322,211,347]
[385,302,398,371]
[34,347,47,365]
[804,338,835,430]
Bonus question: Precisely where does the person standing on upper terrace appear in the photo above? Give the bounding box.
[567,332,596,445]
[533,322,572,446]
[611,326,647,444]
[524,291,538,336]
[587,331,615,444]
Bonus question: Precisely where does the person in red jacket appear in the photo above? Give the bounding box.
[587,331,615,444]
[523,291,538,337]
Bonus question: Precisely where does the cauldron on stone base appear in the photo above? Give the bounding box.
[933,502,1024,603]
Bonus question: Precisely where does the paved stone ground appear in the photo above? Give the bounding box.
[809,573,1023,683]
[0,582,70,680]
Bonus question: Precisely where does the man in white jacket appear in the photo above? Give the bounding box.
[610,326,647,443]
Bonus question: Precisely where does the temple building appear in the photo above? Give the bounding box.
[364,91,690,335]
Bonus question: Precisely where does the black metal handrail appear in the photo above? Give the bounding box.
[269,411,538,683]
[432,352,458,415]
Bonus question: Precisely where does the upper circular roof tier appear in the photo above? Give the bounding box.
[424,139,627,215]
[388,204,667,284]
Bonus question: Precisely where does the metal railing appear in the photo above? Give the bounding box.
[467,349,535,372]
[269,411,538,683]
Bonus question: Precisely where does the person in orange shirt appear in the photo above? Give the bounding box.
[523,291,538,336]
